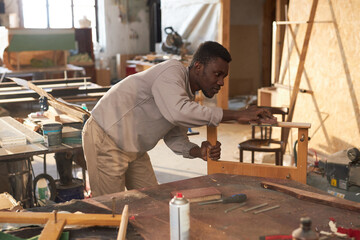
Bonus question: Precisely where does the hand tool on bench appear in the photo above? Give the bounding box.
[253,205,280,214]
[198,193,247,205]
[243,203,268,212]
[224,202,247,213]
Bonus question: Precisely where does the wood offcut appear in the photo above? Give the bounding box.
[0,211,124,240]
[261,181,360,212]
[9,77,90,122]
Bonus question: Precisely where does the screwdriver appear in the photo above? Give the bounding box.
[198,194,247,205]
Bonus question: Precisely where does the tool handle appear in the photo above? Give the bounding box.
[222,194,247,203]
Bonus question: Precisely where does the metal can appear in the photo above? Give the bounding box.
[169,192,190,240]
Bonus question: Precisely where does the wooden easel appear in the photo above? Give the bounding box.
[0,209,128,240]
[281,0,319,150]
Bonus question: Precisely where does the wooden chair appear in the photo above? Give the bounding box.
[238,107,289,166]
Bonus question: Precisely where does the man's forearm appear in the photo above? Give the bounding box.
[189,145,202,159]
[222,109,249,123]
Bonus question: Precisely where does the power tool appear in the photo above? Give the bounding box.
[307,147,360,202]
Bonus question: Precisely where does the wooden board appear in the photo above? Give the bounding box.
[0,143,47,160]
[217,0,230,109]
[261,181,360,212]
[170,187,222,203]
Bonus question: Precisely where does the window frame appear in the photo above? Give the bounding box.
[19,0,99,42]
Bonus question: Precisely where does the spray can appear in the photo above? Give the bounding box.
[169,193,190,240]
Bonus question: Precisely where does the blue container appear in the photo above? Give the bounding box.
[55,178,84,203]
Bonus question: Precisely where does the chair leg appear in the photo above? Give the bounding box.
[275,151,280,166]
[240,148,243,162]
[280,151,283,166]
[251,151,255,164]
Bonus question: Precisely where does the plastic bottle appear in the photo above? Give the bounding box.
[37,178,49,204]
[292,217,318,240]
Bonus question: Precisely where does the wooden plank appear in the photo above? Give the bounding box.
[206,0,229,158]
[207,126,217,146]
[261,181,360,212]
[272,0,287,84]
[271,22,277,84]
[261,0,275,87]
[9,77,90,122]
[44,106,61,121]
[0,212,122,226]
[57,213,122,226]
[296,128,308,181]
[207,2,235,168]
[117,205,129,240]
[251,122,311,129]
[217,0,230,110]
[277,121,311,128]
[207,160,306,183]
[283,0,318,150]
[39,219,65,240]
[276,20,332,25]
[274,0,281,83]
[206,126,217,168]
[170,187,221,203]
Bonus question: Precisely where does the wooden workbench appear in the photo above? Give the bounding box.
[15,173,358,239]
[0,142,83,162]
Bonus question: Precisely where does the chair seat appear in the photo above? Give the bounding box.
[239,139,283,152]
[237,106,289,166]
[238,139,284,165]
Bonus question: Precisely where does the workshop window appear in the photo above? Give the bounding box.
[21,0,99,42]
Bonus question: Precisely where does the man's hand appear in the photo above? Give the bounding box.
[243,105,277,125]
[222,106,277,125]
[200,141,221,161]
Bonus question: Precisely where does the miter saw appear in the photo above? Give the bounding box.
[161,27,183,54]
[161,26,190,57]
[307,147,360,202]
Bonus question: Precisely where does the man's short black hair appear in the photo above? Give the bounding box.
[189,41,232,68]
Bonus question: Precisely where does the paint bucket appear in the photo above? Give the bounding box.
[42,122,62,146]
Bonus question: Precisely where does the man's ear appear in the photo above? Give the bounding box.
[194,62,202,71]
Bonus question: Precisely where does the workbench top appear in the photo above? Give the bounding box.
[25,173,359,239]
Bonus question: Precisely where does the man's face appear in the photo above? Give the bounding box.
[196,57,229,98]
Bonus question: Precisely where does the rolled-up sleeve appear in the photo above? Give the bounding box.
[163,126,198,158]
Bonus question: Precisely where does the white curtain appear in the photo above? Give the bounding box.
[161,0,221,53]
